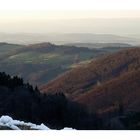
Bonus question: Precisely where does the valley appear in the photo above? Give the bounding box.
[0,42,132,86]
[0,41,139,130]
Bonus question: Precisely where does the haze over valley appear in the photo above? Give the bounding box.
[0,5,140,130]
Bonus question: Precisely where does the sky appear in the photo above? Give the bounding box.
[0,0,140,10]
[0,0,140,34]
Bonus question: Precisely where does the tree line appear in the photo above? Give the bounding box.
[0,72,102,129]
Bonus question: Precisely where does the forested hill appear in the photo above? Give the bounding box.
[0,72,101,130]
[0,42,132,86]
[40,47,140,99]
[40,48,140,115]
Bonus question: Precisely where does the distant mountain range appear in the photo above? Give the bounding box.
[66,43,132,49]
[0,33,139,45]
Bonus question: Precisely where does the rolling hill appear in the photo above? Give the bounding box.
[0,42,131,86]
[40,48,140,114]
[0,42,24,56]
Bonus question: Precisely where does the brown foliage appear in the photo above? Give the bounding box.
[76,69,140,113]
[40,48,140,99]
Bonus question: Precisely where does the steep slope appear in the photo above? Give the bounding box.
[40,48,140,100]
[76,69,140,113]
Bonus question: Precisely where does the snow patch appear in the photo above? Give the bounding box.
[63,127,74,130]
[0,115,74,130]
[0,115,50,130]
[31,123,50,130]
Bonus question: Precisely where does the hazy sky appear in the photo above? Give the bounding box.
[0,0,140,10]
[0,0,140,34]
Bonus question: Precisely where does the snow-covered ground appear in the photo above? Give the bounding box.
[0,115,74,130]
